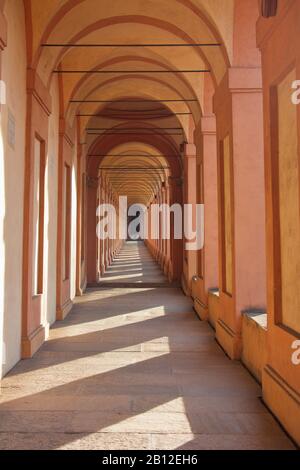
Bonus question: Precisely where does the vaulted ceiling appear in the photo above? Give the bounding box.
[24,0,235,205]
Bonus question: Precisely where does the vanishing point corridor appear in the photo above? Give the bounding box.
[1,0,300,453]
[0,243,294,450]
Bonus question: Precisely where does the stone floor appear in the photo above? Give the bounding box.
[0,242,295,450]
[99,242,169,286]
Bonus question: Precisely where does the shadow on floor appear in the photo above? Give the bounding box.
[0,243,295,450]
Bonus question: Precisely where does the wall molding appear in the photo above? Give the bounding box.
[27,69,52,116]
[59,117,74,147]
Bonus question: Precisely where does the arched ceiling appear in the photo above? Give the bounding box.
[99,143,169,206]
[24,0,235,206]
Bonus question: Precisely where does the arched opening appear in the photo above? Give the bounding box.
[0,0,298,450]
[84,99,186,286]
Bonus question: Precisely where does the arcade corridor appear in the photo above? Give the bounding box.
[0,242,294,450]
[0,0,300,451]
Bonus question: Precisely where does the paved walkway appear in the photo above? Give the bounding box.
[0,242,294,449]
[99,242,169,286]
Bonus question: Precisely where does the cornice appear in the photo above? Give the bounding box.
[27,69,52,116]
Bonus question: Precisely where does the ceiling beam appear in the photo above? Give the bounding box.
[54,69,210,74]
[43,43,221,48]
[71,99,197,103]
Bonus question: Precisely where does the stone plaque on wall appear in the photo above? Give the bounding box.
[7,109,15,149]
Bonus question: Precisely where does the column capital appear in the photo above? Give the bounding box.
[168,176,183,187]
[86,176,98,189]
[201,115,216,136]
[161,180,168,191]
[59,117,74,147]
[79,142,86,158]
[184,143,196,157]
[228,67,262,93]
[214,66,263,113]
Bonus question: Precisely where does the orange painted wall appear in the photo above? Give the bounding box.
[257,0,300,445]
[0,0,26,376]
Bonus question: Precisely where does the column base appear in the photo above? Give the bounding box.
[76,287,84,296]
[216,319,242,359]
[241,312,267,384]
[56,298,73,321]
[168,263,174,282]
[181,273,191,297]
[194,298,208,321]
[163,258,170,277]
[208,289,219,329]
[22,325,45,359]
[76,277,87,297]
[160,254,166,270]
[263,365,300,446]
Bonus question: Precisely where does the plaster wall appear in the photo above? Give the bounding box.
[0,0,26,377]
[42,76,59,331]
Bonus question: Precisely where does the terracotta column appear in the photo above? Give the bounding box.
[213,67,266,359]
[108,189,113,265]
[182,143,197,295]
[156,191,162,262]
[158,187,163,267]
[192,116,218,319]
[108,191,112,258]
[98,179,103,273]
[103,179,109,270]
[164,184,169,270]
[22,70,52,357]
[113,196,116,257]
[75,136,86,296]
[157,192,161,261]
[96,179,101,281]
[160,184,167,270]
[56,118,75,320]
[113,194,118,257]
[154,194,159,258]
[147,200,156,258]
[115,197,119,255]
[163,181,171,277]
[106,187,110,265]
[168,176,183,282]
[99,183,105,275]
[86,176,98,284]
[208,0,267,359]
[257,0,300,445]
[0,6,6,372]
[146,204,152,254]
